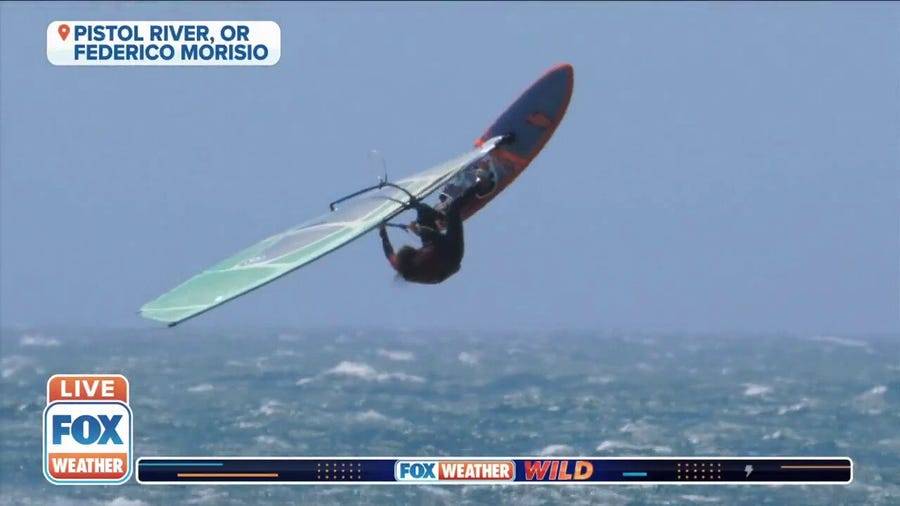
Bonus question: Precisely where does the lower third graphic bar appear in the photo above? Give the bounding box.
[136,457,852,484]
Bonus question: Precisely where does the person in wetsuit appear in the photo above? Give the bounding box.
[379,182,482,284]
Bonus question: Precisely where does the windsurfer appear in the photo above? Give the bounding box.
[379,180,483,284]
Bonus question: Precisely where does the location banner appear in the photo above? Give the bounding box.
[47,21,280,66]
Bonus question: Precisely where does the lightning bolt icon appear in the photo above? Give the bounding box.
[744,465,753,478]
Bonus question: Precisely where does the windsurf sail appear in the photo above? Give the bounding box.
[139,135,505,326]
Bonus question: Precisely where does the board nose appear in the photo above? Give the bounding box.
[478,63,575,165]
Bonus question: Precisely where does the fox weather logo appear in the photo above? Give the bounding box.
[42,374,133,485]
[395,461,438,482]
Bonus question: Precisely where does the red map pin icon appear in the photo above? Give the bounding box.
[58,24,70,41]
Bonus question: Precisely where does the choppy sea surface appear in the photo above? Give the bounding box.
[1,327,897,505]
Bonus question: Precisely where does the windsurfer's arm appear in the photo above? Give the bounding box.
[441,183,478,255]
[410,200,446,245]
[379,225,398,268]
[447,183,480,216]
[411,200,443,225]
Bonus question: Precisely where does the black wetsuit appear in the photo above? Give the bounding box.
[380,185,478,284]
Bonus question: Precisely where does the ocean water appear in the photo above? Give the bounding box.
[1,327,897,505]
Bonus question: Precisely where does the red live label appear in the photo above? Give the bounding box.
[47,375,129,403]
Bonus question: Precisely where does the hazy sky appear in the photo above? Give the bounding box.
[2,2,898,334]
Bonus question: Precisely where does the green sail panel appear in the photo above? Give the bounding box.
[140,137,503,326]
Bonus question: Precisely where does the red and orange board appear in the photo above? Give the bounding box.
[437,64,575,220]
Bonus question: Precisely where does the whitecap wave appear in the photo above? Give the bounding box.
[596,440,643,452]
[503,387,543,407]
[377,349,415,361]
[810,335,868,348]
[185,487,230,504]
[257,399,283,416]
[743,383,772,397]
[777,398,814,415]
[458,351,479,365]
[107,499,151,506]
[876,438,900,451]
[421,485,455,499]
[19,334,60,347]
[596,440,673,454]
[355,409,390,423]
[1,355,31,379]
[679,495,719,503]
[327,361,425,383]
[851,385,888,414]
[187,383,214,393]
[618,420,660,439]
[297,361,424,385]
[254,435,290,449]
[536,444,575,456]
[865,385,887,396]
[351,409,409,427]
